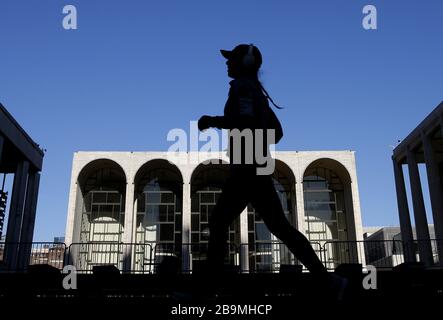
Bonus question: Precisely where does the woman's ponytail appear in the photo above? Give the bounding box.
[258,82,283,109]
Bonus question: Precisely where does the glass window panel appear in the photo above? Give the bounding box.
[256,223,271,241]
[100,205,113,217]
[191,194,199,212]
[256,243,271,253]
[201,229,210,242]
[304,191,332,202]
[304,180,327,190]
[94,223,105,233]
[200,192,214,204]
[201,208,208,223]
[146,205,159,222]
[107,193,121,204]
[160,224,174,241]
[147,192,161,203]
[257,254,272,264]
[168,209,174,222]
[159,205,168,222]
[93,193,107,203]
[309,202,336,212]
[161,192,174,203]
[191,214,199,231]
[200,223,209,233]
[305,208,336,221]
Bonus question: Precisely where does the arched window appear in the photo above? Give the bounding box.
[303,167,348,242]
[76,161,126,271]
[134,162,182,273]
[304,165,351,269]
[190,162,237,270]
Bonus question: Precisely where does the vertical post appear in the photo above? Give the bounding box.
[122,182,134,273]
[239,207,249,273]
[392,158,416,262]
[406,148,433,266]
[422,133,443,265]
[4,160,30,270]
[295,181,306,235]
[17,171,41,269]
[182,182,191,272]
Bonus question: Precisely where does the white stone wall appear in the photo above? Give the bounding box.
[64,151,364,268]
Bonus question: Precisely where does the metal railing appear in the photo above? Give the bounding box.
[238,241,322,273]
[322,240,404,270]
[65,242,153,274]
[1,239,442,273]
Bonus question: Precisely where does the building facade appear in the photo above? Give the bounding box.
[0,103,44,271]
[392,101,443,266]
[65,151,363,273]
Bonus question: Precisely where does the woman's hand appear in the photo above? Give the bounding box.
[198,115,213,131]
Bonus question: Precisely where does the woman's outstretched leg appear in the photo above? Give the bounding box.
[252,175,327,274]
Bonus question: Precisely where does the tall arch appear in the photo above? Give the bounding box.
[74,159,127,270]
[189,160,232,270]
[133,159,183,272]
[302,158,356,269]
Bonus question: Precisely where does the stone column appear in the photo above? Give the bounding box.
[406,148,433,266]
[422,133,443,265]
[122,182,134,272]
[392,158,416,262]
[5,160,30,270]
[295,181,306,235]
[17,171,41,269]
[182,182,191,272]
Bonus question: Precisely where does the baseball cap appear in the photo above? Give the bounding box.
[220,44,263,68]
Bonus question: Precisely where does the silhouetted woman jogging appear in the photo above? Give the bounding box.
[198,44,327,275]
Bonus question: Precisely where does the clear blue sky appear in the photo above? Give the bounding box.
[0,0,442,241]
